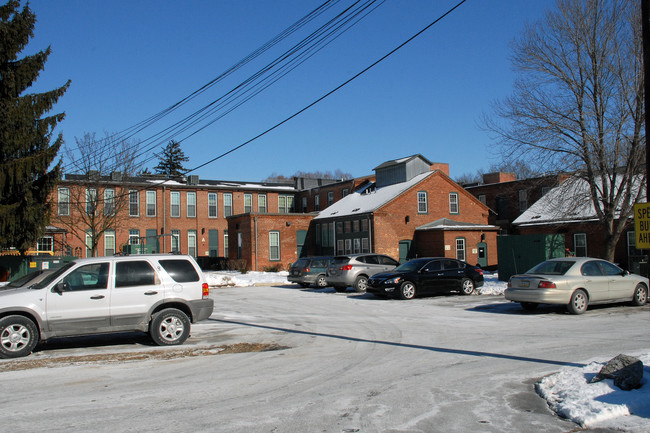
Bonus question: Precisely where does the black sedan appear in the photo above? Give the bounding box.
[367,258,484,300]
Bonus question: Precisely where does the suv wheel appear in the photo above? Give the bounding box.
[150,308,191,346]
[354,276,368,292]
[0,315,39,359]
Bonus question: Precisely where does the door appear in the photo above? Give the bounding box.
[399,240,411,264]
[598,260,632,300]
[477,242,487,268]
[46,262,111,335]
[418,259,444,294]
[111,259,165,328]
[579,260,610,302]
[296,230,307,258]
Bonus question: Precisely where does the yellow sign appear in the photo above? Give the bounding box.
[634,203,650,248]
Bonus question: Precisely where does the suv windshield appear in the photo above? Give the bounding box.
[32,261,77,289]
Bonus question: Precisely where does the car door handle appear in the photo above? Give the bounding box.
[90,295,105,300]
[144,291,158,296]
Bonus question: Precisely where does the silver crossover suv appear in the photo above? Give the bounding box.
[326,253,399,292]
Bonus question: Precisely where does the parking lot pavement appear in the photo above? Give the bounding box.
[2,285,649,433]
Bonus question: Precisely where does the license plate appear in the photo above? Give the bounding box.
[519,280,530,288]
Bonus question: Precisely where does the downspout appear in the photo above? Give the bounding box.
[369,213,373,252]
[254,216,258,271]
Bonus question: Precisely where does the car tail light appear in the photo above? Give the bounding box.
[537,280,556,289]
[341,265,353,271]
[202,282,210,298]
[305,267,311,272]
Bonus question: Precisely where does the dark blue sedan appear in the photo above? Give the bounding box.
[367,258,484,300]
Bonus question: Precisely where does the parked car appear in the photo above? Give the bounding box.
[326,253,399,292]
[504,257,649,314]
[367,257,484,299]
[0,254,214,358]
[288,256,332,288]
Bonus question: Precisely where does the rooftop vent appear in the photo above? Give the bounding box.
[188,175,199,185]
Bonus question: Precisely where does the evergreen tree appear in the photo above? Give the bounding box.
[154,140,189,177]
[0,1,70,253]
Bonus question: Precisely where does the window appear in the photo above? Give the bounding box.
[187,192,196,218]
[344,221,351,233]
[337,239,344,255]
[269,231,280,261]
[224,230,229,256]
[345,239,352,254]
[362,238,369,253]
[188,230,197,257]
[449,192,459,214]
[104,231,115,256]
[327,191,334,206]
[208,229,219,257]
[342,188,349,197]
[170,191,180,217]
[314,195,320,211]
[208,193,218,218]
[541,186,551,196]
[361,219,369,232]
[171,230,181,253]
[146,191,156,217]
[321,224,329,247]
[455,238,466,261]
[574,233,587,257]
[224,193,233,217]
[518,189,528,212]
[301,197,308,213]
[37,236,53,252]
[478,194,486,205]
[104,189,115,216]
[418,191,428,214]
[258,194,267,213]
[336,222,343,234]
[353,238,361,254]
[63,263,109,291]
[129,190,139,216]
[86,188,97,215]
[279,195,293,213]
[85,231,92,258]
[244,193,252,213]
[58,187,70,216]
[128,229,140,245]
[115,261,157,288]
[159,259,200,283]
[353,220,359,232]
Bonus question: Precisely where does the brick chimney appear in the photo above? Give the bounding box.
[430,162,450,177]
[482,172,516,184]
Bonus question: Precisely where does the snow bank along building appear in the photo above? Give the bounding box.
[46,154,500,270]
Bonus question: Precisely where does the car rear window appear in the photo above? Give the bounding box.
[528,260,575,275]
[293,259,309,268]
[311,259,329,268]
[159,259,200,283]
[331,257,350,265]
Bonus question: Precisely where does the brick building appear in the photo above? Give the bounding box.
[44,155,500,271]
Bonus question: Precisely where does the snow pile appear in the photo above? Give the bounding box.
[477,272,505,295]
[537,353,650,430]
[204,270,289,287]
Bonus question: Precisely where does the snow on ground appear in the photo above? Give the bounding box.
[205,269,650,430]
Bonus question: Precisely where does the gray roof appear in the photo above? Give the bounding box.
[416,218,499,231]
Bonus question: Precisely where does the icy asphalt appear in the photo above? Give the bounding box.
[1,284,649,433]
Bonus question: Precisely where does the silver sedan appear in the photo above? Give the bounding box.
[504,257,649,314]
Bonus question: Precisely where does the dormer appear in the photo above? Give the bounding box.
[374,154,446,187]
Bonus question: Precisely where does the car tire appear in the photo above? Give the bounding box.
[353,276,368,293]
[150,308,191,346]
[520,302,538,311]
[315,275,328,288]
[632,284,648,306]
[567,289,588,315]
[0,315,39,359]
[399,281,416,300]
[460,278,475,295]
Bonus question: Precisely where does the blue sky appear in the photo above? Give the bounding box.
[25,0,555,182]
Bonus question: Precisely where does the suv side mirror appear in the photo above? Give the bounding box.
[53,280,70,294]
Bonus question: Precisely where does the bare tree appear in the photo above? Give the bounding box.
[58,132,143,257]
[485,0,645,260]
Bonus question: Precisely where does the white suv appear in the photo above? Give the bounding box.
[0,254,214,358]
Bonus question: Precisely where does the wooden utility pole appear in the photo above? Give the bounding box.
[643,0,650,200]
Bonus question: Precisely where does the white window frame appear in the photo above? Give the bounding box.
[58,187,70,216]
[146,191,157,217]
[574,233,587,257]
[86,188,97,215]
[208,193,218,218]
[449,192,459,214]
[37,236,53,252]
[171,229,181,253]
[104,230,115,256]
[170,191,181,218]
[345,239,352,254]
[269,231,280,261]
[128,229,140,245]
[224,193,233,217]
[417,191,428,214]
[104,188,115,216]
[353,238,361,254]
[188,230,197,257]
[224,230,229,257]
[456,237,466,261]
[258,194,267,213]
[129,190,139,216]
[187,191,196,218]
[327,191,334,206]
[244,193,252,213]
